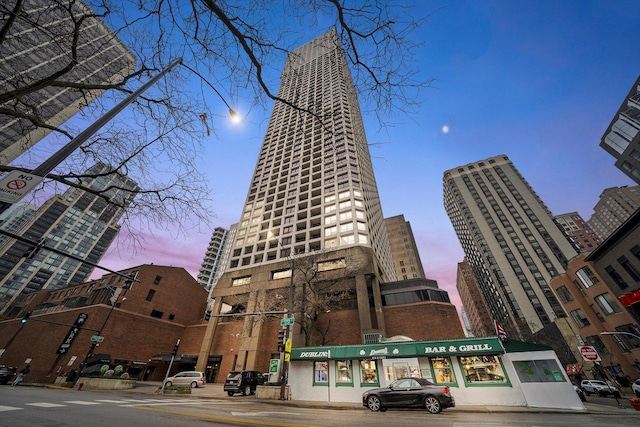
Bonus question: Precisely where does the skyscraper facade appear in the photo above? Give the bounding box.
[444,155,578,337]
[456,259,494,337]
[0,0,136,164]
[197,226,229,291]
[384,214,426,280]
[587,185,640,241]
[224,29,395,281]
[599,75,640,185]
[196,31,463,375]
[0,162,138,315]
[554,212,601,253]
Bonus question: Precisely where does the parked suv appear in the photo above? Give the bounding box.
[163,371,205,388]
[224,370,265,396]
[0,365,16,385]
[632,378,640,397]
[580,379,621,397]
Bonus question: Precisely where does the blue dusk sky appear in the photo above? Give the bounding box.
[93,0,640,313]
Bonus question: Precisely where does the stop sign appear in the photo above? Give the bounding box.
[578,345,601,362]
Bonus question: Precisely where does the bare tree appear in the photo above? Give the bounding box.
[0,0,436,250]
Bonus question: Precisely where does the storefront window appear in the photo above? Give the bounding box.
[360,359,379,386]
[313,361,328,386]
[335,360,353,386]
[460,355,509,386]
[430,357,456,385]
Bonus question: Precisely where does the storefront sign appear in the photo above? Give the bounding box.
[291,337,503,361]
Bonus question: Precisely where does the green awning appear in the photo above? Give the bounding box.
[290,337,505,361]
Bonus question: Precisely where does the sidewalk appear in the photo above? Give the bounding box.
[109,381,640,415]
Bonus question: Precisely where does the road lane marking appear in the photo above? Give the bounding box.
[230,411,302,416]
[26,402,65,408]
[0,405,21,412]
[64,400,102,405]
[134,406,321,427]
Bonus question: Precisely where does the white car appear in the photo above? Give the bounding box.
[632,378,640,397]
[163,371,205,388]
[580,379,620,397]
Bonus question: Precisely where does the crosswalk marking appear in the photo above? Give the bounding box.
[26,402,65,408]
[64,400,102,405]
[0,405,21,412]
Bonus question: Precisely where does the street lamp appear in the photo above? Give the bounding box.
[599,331,640,340]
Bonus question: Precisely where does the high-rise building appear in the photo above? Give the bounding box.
[223,29,395,281]
[0,202,36,250]
[554,212,602,253]
[0,162,138,315]
[587,185,640,241]
[0,0,136,164]
[456,259,494,337]
[384,214,426,280]
[198,31,462,374]
[599,75,640,184]
[197,227,229,291]
[443,155,578,337]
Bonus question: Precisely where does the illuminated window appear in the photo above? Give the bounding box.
[360,359,379,386]
[314,361,328,386]
[459,355,508,385]
[335,360,353,386]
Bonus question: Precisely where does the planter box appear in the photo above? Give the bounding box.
[156,388,191,395]
[75,377,136,390]
[256,385,289,400]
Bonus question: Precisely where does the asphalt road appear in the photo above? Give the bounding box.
[1,386,640,427]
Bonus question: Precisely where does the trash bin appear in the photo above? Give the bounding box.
[630,398,640,411]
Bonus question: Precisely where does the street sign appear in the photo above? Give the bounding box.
[91,335,104,343]
[578,345,601,362]
[285,338,292,353]
[0,170,44,203]
[281,317,294,326]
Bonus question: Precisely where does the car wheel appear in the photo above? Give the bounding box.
[227,391,234,396]
[190,381,198,388]
[243,385,251,396]
[366,395,381,412]
[164,381,172,387]
[424,395,442,414]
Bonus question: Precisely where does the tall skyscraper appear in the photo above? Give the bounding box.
[599,74,640,184]
[456,259,494,337]
[587,185,640,240]
[197,226,229,291]
[443,155,578,337]
[224,29,395,281]
[0,162,138,315]
[197,31,460,373]
[0,0,136,164]
[554,212,601,253]
[384,214,426,280]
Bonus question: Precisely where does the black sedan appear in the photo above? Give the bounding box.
[362,378,455,414]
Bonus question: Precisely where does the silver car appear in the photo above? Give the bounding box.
[580,379,620,397]
[163,371,205,388]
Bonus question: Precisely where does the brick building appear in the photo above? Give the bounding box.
[0,265,209,384]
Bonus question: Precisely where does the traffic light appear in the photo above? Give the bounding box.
[204,309,212,322]
[72,313,87,333]
[172,339,181,356]
[277,329,286,352]
[20,312,31,324]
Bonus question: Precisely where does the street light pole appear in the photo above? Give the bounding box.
[0,58,183,216]
[279,256,294,400]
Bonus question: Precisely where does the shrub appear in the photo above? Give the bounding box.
[103,370,115,378]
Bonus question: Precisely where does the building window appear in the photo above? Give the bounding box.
[272,269,292,280]
[335,360,353,386]
[317,258,346,271]
[570,309,590,328]
[168,314,175,321]
[153,275,162,285]
[555,286,573,303]
[232,276,251,286]
[617,256,640,281]
[430,357,456,384]
[313,361,328,386]
[575,267,598,288]
[360,359,379,386]
[459,355,508,385]
[150,310,163,318]
[594,293,622,315]
[605,266,628,289]
[145,289,156,301]
[615,324,640,349]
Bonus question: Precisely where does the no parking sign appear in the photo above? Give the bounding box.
[0,170,44,203]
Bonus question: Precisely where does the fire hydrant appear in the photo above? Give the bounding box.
[630,398,640,411]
